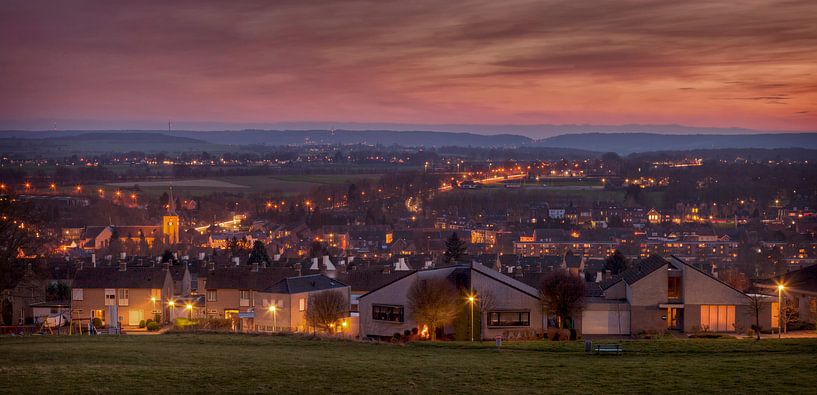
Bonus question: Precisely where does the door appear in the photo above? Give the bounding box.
[128,310,144,326]
[667,308,683,331]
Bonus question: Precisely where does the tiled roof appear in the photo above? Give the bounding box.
[206,267,297,291]
[620,255,669,285]
[263,274,348,294]
[73,267,169,289]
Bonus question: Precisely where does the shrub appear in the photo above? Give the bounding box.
[138,320,146,328]
[92,317,103,328]
[146,322,161,331]
[404,329,412,337]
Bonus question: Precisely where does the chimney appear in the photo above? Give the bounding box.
[595,271,603,283]
[232,256,240,266]
[251,262,259,272]
[164,262,170,272]
[604,269,612,280]
[424,260,433,269]
[348,256,355,264]
[208,261,215,271]
[119,261,127,271]
[120,252,126,260]
[310,257,319,270]
[76,260,83,271]
[198,252,206,260]
[91,253,96,267]
[273,254,281,262]
[156,256,162,264]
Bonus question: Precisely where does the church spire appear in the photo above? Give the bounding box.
[168,187,177,215]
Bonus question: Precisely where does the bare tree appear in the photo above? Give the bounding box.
[305,290,347,333]
[407,278,459,340]
[747,293,766,340]
[782,299,799,334]
[475,288,496,341]
[539,271,586,329]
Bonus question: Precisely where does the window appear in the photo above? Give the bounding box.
[72,288,84,301]
[207,290,217,302]
[239,290,250,307]
[372,304,404,322]
[104,289,115,306]
[118,289,129,306]
[488,311,530,327]
[700,305,735,332]
[299,298,306,312]
[667,276,682,299]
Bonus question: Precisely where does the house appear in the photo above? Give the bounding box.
[755,264,817,325]
[71,263,174,327]
[358,263,543,340]
[253,274,352,334]
[204,267,297,330]
[581,255,752,335]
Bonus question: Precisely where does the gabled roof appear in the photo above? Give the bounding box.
[73,267,170,289]
[620,255,671,285]
[206,267,297,291]
[263,274,348,294]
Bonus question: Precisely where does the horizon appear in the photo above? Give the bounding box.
[2,1,816,132]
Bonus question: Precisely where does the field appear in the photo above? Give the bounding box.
[102,174,383,197]
[1,334,816,394]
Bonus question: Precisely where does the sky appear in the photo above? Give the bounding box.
[1,0,816,133]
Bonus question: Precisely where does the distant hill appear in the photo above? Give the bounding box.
[533,133,817,154]
[169,129,531,147]
[0,129,532,148]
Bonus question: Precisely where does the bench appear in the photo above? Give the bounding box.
[594,344,622,355]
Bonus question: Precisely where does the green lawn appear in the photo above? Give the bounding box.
[1,335,816,394]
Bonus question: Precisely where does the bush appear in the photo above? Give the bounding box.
[404,329,412,337]
[138,320,146,328]
[146,322,161,331]
[92,317,103,328]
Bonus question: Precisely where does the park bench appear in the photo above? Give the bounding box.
[594,344,622,355]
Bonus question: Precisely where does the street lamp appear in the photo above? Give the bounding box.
[777,284,785,339]
[268,305,277,332]
[467,294,477,342]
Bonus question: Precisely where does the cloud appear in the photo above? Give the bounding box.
[1,0,816,130]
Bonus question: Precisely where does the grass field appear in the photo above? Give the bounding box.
[1,334,816,394]
[101,174,383,197]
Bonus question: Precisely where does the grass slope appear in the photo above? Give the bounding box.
[1,335,816,394]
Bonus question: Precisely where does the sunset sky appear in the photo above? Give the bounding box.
[1,0,815,132]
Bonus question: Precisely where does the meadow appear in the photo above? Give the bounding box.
[1,334,815,394]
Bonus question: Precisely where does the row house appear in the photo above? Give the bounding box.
[253,274,352,333]
[71,262,173,327]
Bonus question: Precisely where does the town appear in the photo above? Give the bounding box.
[2,144,815,341]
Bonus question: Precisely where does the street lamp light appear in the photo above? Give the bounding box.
[777,284,785,339]
[467,294,477,342]
[268,305,277,332]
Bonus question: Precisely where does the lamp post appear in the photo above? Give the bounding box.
[777,284,785,339]
[467,295,476,342]
[268,305,277,332]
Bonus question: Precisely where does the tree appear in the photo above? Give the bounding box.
[248,240,270,266]
[782,298,799,334]
[747,293,766,340]
[539,271,586,329]
[46,281,71,302]
[0,199,48,292]
[719,268,750,292]
[305,290,347,333]
[604,250,628,275]
[407,278,459,340]
[443,232,466,264]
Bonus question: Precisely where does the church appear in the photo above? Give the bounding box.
[81,189,180,252]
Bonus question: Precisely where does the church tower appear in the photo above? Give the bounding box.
[162,187,180,245]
